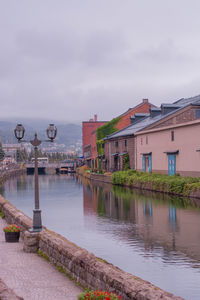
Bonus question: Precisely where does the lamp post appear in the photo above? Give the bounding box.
[14,123,57,232]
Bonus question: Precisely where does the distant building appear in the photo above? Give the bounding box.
[2,156,15,165]
[2,143,23,160]
[82,114,107,167]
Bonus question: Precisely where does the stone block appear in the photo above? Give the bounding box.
[23,231,39,253]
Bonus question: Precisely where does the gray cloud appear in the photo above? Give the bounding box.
[0,0,200,123]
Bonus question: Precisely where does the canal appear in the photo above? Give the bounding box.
[1,174,200,300]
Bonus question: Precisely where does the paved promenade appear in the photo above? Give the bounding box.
[0,217,82,300]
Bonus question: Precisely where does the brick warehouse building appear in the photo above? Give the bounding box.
[82,114,107,167]
[112,98,153,131]
[104,94,200,174]
[96,99,155,169]
[83,99,155,168]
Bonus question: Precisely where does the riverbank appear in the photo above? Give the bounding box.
[0,165,82,299]
[0,194,183,300]
[76,166,200,199]
[0,164,26,184]
[0,210,82,300]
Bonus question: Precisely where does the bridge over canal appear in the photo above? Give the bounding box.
[25,161,76,174]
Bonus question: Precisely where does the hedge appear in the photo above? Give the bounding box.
[111,170,200,197]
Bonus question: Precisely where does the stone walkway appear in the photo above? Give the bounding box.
[0,217,82,300]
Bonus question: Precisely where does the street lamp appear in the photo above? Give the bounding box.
[14,124,25,141]
[46,124,57,142]
[14,123,57,232]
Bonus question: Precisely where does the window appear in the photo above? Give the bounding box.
[171,130,174,141]
[114,141,118,148]
[102,143,104,149]
[146,136,148,144]
[125,140,127,147]
[195,109,200,119]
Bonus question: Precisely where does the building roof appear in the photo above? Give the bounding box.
[174,94,200,105]
[104,114,162,139]
[105,95,200,140]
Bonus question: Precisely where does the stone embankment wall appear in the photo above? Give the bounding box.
[76,168,112,184]
[0,167,26,184]
[0,196,184,300]
[90,173,112,184]
[0,195,32,233]
[76,168,200,199]
[188,189,200,199]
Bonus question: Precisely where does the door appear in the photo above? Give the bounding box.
[114,155,119,171]
[142,154,152,172]
[145,156,149,172]
[142,155,146,172]
[168,154,176,176]
[148,155,152,172]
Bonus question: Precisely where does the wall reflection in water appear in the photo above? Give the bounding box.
[83,177,200,263]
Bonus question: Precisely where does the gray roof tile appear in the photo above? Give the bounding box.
[105,95,200,140]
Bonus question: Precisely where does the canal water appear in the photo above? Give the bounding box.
[1,174,200,300]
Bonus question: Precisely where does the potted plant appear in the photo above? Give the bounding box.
[78,290,122,300]
[3,224,21,243]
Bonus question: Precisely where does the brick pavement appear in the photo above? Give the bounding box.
[0,217,82,300]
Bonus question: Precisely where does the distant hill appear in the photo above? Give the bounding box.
[0,119,82,146]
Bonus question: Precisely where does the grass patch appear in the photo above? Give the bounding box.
[37,249,50,262]
[97,257,107,264]
[56,264,85,289]
[0,210,5,219]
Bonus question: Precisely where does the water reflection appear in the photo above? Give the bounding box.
[83,179,200,264]
[2,174,200,299]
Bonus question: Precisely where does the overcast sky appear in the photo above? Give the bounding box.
[1,0,200,124]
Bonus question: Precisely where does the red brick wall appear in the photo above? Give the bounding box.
[82,121,107,155]
[83,100,154,161]
[91,131,98,160]
[115,101,152,130]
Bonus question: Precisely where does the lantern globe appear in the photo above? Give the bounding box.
[14,124,25,141]
[46,124,57,141]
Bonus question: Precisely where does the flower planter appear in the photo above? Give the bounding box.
[5,232,20,243]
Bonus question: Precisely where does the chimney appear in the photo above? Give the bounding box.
[94,114,97,122]
[143,98,149,104]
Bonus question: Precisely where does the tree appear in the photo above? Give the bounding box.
[0,142,5,162]
[28,149,35,161]
[16,148,28,162]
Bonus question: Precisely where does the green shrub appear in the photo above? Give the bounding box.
[122,154,130,170]
[96,117,121,157]
[96,117,121,141]
[111,171,200,196]
[0,210,5,219]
